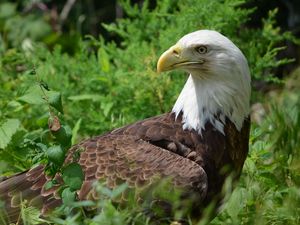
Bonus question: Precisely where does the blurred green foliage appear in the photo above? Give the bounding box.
[0,0,299,224]
[0,2,51,50]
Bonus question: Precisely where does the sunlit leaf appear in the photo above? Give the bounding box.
[0,119,20,149]
[71,119,82,145]
[98,47,110,72]
[18,85,45,105]
[18,85,63,113]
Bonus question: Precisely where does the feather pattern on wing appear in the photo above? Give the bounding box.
[0,112,249,223]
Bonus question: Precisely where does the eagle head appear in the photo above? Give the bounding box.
[157,30,251,134]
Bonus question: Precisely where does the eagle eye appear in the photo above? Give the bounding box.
[196,45,208,54]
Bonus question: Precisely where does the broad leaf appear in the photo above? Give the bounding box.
[47,145,65,166]
[61,187,76,206]
[0,119,20,149]
[18,85,45,104]
[18,85,63,113]
[51,125,72,148]
[48,91,63,114]
[62,163,84,191]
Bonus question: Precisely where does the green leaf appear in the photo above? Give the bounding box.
[47,145,65,166]
[18,85,45,105]
[44,180,55,190]
[20,202,49,225]
[48,91,63,114]
[98,47,110,72]
[62,163,84,191]
[111,183,128,199]
[61,187,76,206]
[225,188,246,222]
[71,119,82,145]
[51,125,72,148]
[18,85,63,113]
[7,100,23,112]
[101,102,113,117]
[0,119,20,149]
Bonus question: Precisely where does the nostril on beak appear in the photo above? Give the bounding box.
[172,47,180,57]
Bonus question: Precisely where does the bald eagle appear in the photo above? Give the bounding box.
[0,30,251,224]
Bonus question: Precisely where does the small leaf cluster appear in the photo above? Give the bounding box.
[27,71,86,213]
[0,61,85,218]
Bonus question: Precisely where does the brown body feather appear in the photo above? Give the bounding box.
[0,112,250,223]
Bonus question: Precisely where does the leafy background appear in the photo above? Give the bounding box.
[0,0,299,224]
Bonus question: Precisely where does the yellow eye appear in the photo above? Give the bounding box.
[196,46,208,54]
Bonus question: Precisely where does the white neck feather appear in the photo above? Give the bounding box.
[172,74,250,135]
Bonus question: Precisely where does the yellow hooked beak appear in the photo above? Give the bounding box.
[157,44,182,73]
[157,44,204,73]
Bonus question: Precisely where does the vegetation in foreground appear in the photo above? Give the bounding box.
[0,0,299,224]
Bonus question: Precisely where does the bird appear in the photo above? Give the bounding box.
[0,30,251,224]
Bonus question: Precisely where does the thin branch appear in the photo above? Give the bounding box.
[60,0,77,25]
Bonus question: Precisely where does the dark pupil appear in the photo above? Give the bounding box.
[199,47,205,53]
